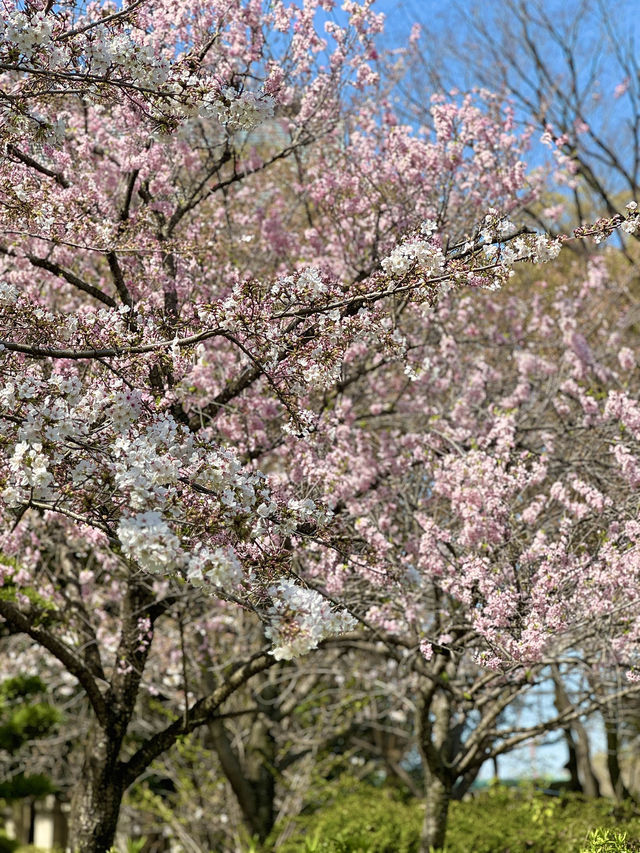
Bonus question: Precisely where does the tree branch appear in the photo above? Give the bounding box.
[7,144,69,188]
[0,599,109,726]
[0,244,116,307]
[121,651,276,785]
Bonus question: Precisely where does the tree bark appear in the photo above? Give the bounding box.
[421,770,452,852]
[416,661,457,853]
[552,665,600,797]
[604,715,632,802]
[68,726,125,853]
[561,726,582,792]
[245,714,276,842]
[204,672,282,845]
[573,724,600,798]
[208,715,276,843]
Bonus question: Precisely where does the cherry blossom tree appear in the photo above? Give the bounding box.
[284,229,640,849]
[0,0,583,848]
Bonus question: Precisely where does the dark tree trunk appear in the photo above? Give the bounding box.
[562,726,582,791]
[573,724,600,798]
[68,727,125,853]
[246,715,276,841]
[452,765,482,801]
[208,713,276,844]
[604,716,632,802]
[67,575,157,851]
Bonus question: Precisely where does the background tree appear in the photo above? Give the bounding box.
[283,232,640,849]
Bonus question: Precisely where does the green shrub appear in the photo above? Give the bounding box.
[273,781,640,853]
[0,675,60,804]
[443,787,640,853]
[0,834,18,853]
[274,782,421,853]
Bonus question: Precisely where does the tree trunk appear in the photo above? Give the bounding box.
[574,725,601,798]
[415,663,458,853]
[561,727,582,792]
[452,765,482,801]
[605,716,632,802]
[421,770,451,853]
[208,713,276,844]
[246,715,276,842]
[552,664,600,797]
[68,727,124,853]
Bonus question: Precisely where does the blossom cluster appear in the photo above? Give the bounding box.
[622,200,639,233]
[381,236,445,278]
[1,10,55,58]
[264,579,357,660]
[207,88,276,132]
